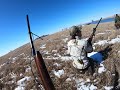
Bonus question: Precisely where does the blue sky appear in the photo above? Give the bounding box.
[0,0,120,56]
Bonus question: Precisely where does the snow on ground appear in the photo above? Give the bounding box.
[23,56,31,60]
[40,44,46,49]
[0,63,5,69]
[86,78,90,82]
[96,33,105,35]
[12,57,18,61]
[25,66,31,72]
[10,72,17,79]
[11,56,18,63]
[52,69,64,78]
[75,78,97,90]
[104,86,113,90]
[109,37,120,44]
[63,51,105,74]
[4,31,118,90]
[42,50,49,55]
[44,36,120,63]
[98,62,106,73]
[94,40,108,46]
[15,76,31,90]
[61,36,120,62]
[94,36,120,46]
[61,56,73,61]
[52,50,57,53]
[66,78,72,82]
[62,38,68,43]
[53,63,61,66]
[18,53,25,57]
[45,56,60,60]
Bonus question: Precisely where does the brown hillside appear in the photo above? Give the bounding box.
[0,21,120,90]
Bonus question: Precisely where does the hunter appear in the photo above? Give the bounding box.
[67,26,94,74]
[115,14,120,29]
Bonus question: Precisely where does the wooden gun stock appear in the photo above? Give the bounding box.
[35,51,55,90]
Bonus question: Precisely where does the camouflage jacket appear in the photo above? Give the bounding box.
[67,38,93,69]
[115,15,120,23]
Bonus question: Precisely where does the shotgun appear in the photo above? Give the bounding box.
[26,15,55,90]
[88,17,102,44]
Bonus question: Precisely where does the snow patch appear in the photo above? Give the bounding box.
[66,78,71,82]
[61,56,73,61]
[53,63,61,66]
[10,72,17,79]
[98,62,106,73]
[18,53,25,56]
[44,56,60,60]
[52,50,57,53]
[15,76,31,90]
[25,66,31,72]
[94,40,108,46]
[63,38,68,43]
[53,69,64,78]
[0,63,5,68]
[77,83,97,90]
[109,37,120,44]
[96,33,105,35]
[75,78,97,90]
[40,44,46,49]
[86,78,90,82]
[104,86,113,90]
[118,51,120,53]
[94,37,120,46]
[12,57,18,61]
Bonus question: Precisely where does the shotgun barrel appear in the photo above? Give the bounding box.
[26,15,55,90]
[88,17,102,44]
[26,15,36,56]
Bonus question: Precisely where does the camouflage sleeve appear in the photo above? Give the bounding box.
[115,16,120,23]
[85,41,93,53]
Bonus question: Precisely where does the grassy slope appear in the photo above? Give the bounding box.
[0,21,120,89]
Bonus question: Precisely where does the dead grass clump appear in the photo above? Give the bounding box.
[105,70,115,86]
[94,35,107,41]
[45,40,63,52]
[102,43,120,88]
[14,66,25,74]
[91,72,107,89]
[56,81,77,90]
[54,76,76,90]
[25,78,37,90]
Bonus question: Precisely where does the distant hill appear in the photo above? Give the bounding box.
[84,14,120,25]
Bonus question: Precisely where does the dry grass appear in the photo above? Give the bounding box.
[0,22,120,89]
